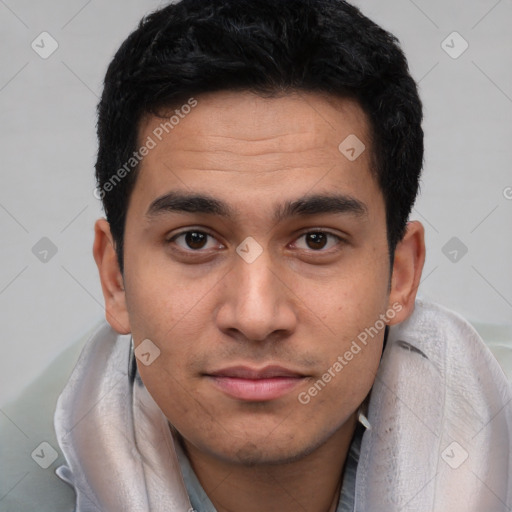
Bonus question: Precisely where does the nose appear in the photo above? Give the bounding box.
[215,249,297,343]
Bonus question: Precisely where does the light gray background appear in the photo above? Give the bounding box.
[1,0,511,407]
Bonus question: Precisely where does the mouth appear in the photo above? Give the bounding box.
[205,365,307,401]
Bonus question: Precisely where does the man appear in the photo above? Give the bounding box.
[51,0,512,511]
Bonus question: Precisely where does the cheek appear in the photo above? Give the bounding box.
[123,252,217,344]
[296,327,383,438]
[300,248,390,344]
[137,361,212,443]
[298,257,389,407]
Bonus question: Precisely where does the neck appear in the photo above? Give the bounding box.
[179,413,358,512]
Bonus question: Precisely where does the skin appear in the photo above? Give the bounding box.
[94,90,425,512]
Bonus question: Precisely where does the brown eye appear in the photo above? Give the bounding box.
[168,230,220,251]
[184,231,208,249]
[294,231,341,251]
[305,232,328,250]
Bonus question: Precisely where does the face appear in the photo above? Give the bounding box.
[97,90,420,466]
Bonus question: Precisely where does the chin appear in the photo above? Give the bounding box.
[189,422,332,467]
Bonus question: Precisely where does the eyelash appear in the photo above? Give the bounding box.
[166,229,344,253]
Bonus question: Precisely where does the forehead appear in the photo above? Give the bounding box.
[132,90,379,218]
[139,90,370,155]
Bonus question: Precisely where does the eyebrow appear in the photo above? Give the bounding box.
[146,191,368,222]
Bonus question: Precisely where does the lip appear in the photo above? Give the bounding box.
[206,365,307,401]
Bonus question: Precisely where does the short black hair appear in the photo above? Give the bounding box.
[95,0,423,273]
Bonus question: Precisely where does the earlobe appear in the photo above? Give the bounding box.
[93,218,131,334]
[387,221,426,325]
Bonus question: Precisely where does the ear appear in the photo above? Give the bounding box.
[93,218,131,334]
[387,221,426,325]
